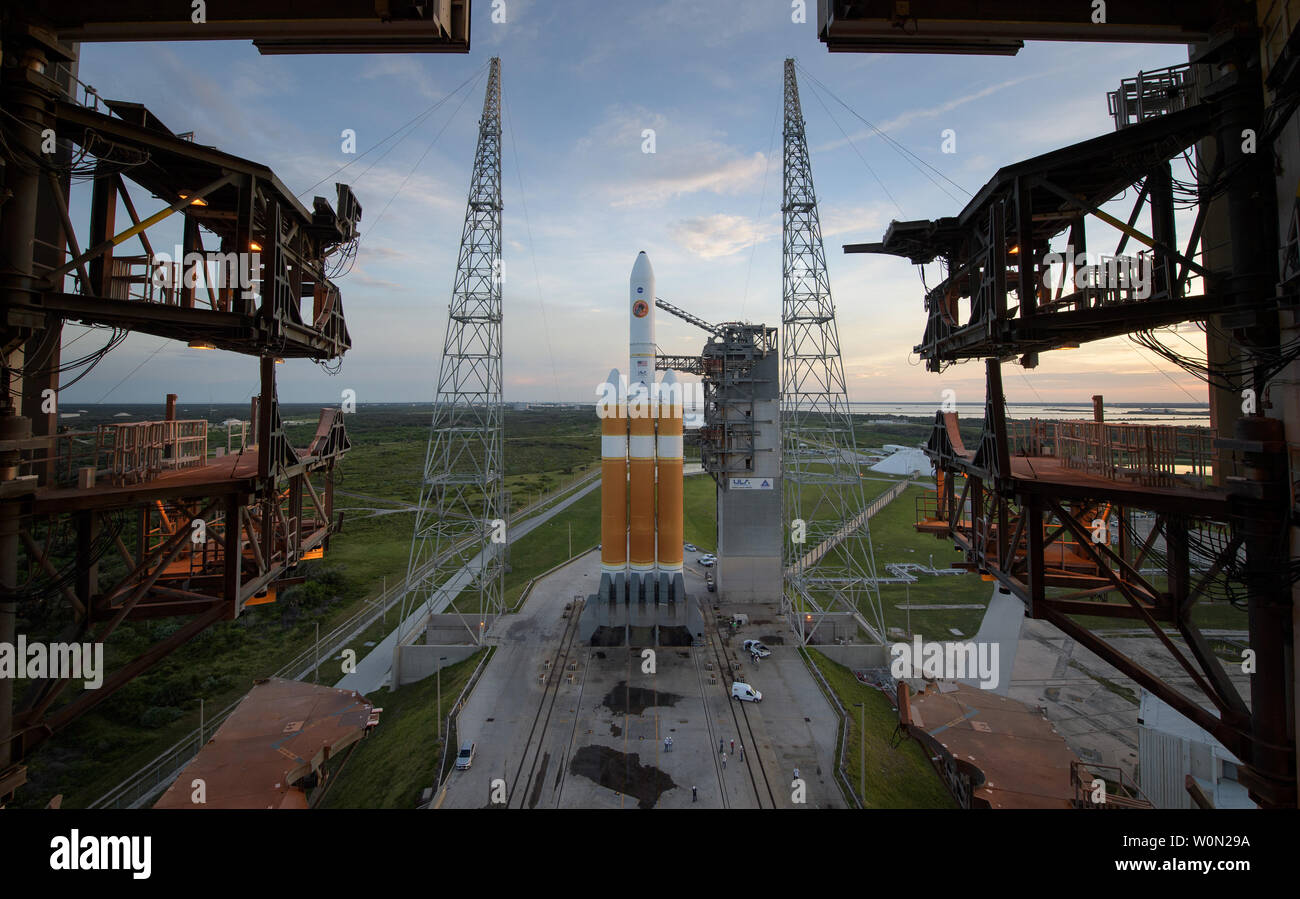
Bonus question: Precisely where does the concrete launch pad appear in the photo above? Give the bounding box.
[579,592,705,646]
[432,549,843,809]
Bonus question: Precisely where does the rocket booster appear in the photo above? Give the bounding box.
[599,368,627,578]
[597,252,685,605]
[656,369,683,575]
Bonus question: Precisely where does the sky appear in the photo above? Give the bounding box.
[60,0,1204,409]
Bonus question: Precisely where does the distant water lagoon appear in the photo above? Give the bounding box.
[851,401,1210,428]
[677,401,1212,429]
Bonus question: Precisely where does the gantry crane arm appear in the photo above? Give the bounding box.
[655,297,724,338]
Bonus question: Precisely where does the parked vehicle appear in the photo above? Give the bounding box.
[684,543,698,552]
[698,557,715,567]
[743,639,771,659]
[730,613,749,627]
[455,740,476,770]
[731,681,762,702]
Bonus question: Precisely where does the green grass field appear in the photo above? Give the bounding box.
[805,649,956,809]
[317,649,488,809]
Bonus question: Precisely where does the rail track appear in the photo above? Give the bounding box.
[507,599,584,808]
[699,604,777,808]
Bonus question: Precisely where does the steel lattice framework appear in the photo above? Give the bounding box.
[402,58,505,644]
[780,59,884,644]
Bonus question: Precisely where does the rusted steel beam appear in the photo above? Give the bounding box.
[1039,605,1248,758]
[1048,498,1237,718]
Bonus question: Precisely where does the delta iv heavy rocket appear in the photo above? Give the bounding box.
[598,252,685,605]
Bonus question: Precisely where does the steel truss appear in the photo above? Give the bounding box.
[402,58,505,645]
[850,24,1295,806]
[920,360,1291,806]
[780,59,883,645]
[848,102,1238,371]
[0,31,356,795]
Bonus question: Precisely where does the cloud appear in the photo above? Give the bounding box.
[614,150,768,207]
[574,105,771,208]
[813,71,1044,156]
[359,57,446,103]
[819,202,893,239]
[670,213,776,259]
[357,244,412,263]
[347,271,407,291]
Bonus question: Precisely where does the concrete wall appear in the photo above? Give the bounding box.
[388,613,496,687]
[393,645,478,688]
[717,350,782,603]
[717,554,782,604]
[800,612,874,646]
[425,613,497,645]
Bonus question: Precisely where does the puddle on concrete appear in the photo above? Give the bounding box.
[569,745,676,809]
[602,681,682,716]
[759,634,785,645]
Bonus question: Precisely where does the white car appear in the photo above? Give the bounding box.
[731,681,762,702]
[455,740,476,770]
[684,543,698,553]
[743,640,771,659]
[698,557,715,568]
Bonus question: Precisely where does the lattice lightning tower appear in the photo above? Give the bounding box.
[781,58,885,644]
[402,58,505,644]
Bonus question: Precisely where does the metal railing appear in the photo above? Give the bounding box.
[99,419,209,485]
[28,420,209,488]
[426,646,496,806]
[798,647,862,809]
[1006,419,1219,488]
[1107,63,1200,130]
[789,477,912,574]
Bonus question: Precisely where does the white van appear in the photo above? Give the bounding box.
[731,681,762,703]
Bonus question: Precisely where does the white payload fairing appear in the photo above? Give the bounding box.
[598,252,685,606]
[629,251,655,393]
